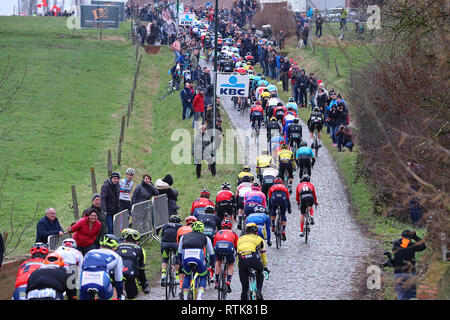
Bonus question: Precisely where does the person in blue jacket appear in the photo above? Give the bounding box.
[35,208,64,244]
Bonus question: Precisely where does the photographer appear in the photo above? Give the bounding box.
[391,230,426,300]
[336,124,355,152]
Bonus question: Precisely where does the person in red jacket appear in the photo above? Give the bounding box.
[191,189,215,215]
[12,242,48,300]
[67,208,101,255]
[250,102,264,135]
[268,178,292,241]
[213,220,238,292]
[192,88,205,128]
[295,174,318,237]
[215,182,236,222]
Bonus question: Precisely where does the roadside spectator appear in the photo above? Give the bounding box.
[137,22,147,45]
[67,208,101,256]
[315,84,329,112]
[180,82,193,120]
[302,23,310,47]
[329,102,347,146]
[131,174,159,206]
[119,168,135,213]
[296,68,309,108]
[192,87,205,128]
[336,124,355,152]
[170,38,181,63]
[316,14,323,38]
[87,193,107,248]
[280,56,291,93]
[100,172,121,234]
[155,174,180,216]
[340,8,348,31]
[392,230,426,300]
[170,63,182,91]
[308,73,318,109]
[407,160,425,227]
[35,208,64,244]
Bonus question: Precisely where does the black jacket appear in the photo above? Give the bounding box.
[392,236,426,273]
[131,180,159,206]
[296,72,309,89]
[100,179,120,216]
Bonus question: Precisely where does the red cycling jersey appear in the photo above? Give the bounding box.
[213,229,238,248]
[250,105,264,117]
[273,106,287,118]
[177,225,192,244]
[295,182,318,204]
[15,258,45,288]
[191,197,215,214]
[268,183,290,200]
[216,190,234,203]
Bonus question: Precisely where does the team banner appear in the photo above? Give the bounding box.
[179,13,195,26]
[91,1,125,21]
[216,73,250,97]
[80,4,119,29]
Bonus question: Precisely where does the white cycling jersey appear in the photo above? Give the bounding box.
[81,248,123,282]
[55,246,84,273]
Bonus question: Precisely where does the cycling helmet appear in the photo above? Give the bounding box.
[255,100,261,105]
[273,178,282,185]
[185,215,198,225]
[247,52,252,56]
[264,88,269,92]
[252,182,261,191]
[288,97,295,102]
[242,175,252,183]
[300,174,311,183]
[121,228,141,242]
[62,238,77,249]
[30,242,49,256]
[205,205,215,214]
[169,215,182,223]
[200,189,211,198]
[221,220,233,230]
[280,141,288,149]
[44,253,65,268]
[271,93,277,98]
[242,165,251,172]
[270,117,277,122]
[254,206,266,214]
[191,221,205,233]
[245,222,258,234]
[221,182,231,190]
[293,118,299,123]
[99,234,119,249]
[126,168,135,175]
[299,141,307,147]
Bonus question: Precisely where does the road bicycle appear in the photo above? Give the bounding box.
[217,253,230,300]
[186,262,200,300]
[159,80,175,101]
[164,249,178,300]
[247,268,270,300]
[312,127,320,157]
[301,204,316,244]
[274,204,282,249]
[252,118,261,142]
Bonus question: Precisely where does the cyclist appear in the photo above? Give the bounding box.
[256,150,275,182]
[296,174,318,237]
[176,215,196,298]
[250,101,264,136]
[215,182,236,222]
[159,215,183,286]
[285,97,298,114]
[54,238,84,298]
[287,118,303,149]
[237,165,254,186]
[308,106,324,148]
[296,141,315,177]
[282,110,297,145]
[26,253,74,300]
[116,228,150,299]
[273,103,287,123]
[244,182,267,212]
[190,189,215,215]
[195,205,222,244]
[268,178,292,241]
[12,243,48,300]
[245,52,255,65]
[213,220,239,292]
[245,206,272,247]
[276,141,296,192]
[237,223,269,300]
[178,221,215,300]
[266,116,282,145]
[236,175,253,230]
[79,234,124,300]
[260,165,279,200]
[260,88,271,111]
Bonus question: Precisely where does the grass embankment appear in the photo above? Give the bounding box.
[0,17,240,286]
[274,36,428,299]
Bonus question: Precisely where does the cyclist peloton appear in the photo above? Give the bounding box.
[268,178,292,241]
[116,228,150,299]
[178,221,216,300]
[296,174,319,237]
[213,220,239,292]
[79,234,124,300]
[191,189,215,215]
[215,182,236,222]
[296,141,316,177]
[12,243,48,300]
[237,223,269,300]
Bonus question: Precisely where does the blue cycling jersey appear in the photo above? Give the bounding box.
[296,147,315,158]
[246,212,271,243]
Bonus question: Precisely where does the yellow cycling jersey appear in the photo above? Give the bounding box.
[238,171,254,180]
[237,234,267,267]
[261,92,271,100]
[257,155,274,169]
[277,149,294,162]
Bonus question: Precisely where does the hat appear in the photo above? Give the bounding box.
[216,117,222,122]
[91,193,101,202]
[162,174,174,186]
[110,172,121,179]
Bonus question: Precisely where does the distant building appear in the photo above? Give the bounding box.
[259,0,347,12]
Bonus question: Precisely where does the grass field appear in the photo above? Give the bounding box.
[0,16,240,265]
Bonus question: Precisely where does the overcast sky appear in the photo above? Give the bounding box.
[0,0,16,16]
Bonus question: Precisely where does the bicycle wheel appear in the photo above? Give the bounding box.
[165,255,172,300]
[275,210,282,249]
[314,130,319,157]
[305,212,310,244]
[218,261,228,300]
[248,269,258,300]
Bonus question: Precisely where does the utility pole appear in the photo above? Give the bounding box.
[212,0,219,163]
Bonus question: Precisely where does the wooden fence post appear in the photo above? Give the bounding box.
[327,53,330,69]
[90,166,97,194]
[323,46,326,60]
[107,149,113,177]
[117,115,126,166]
[71,185,79,219]
[334,57,340,77]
